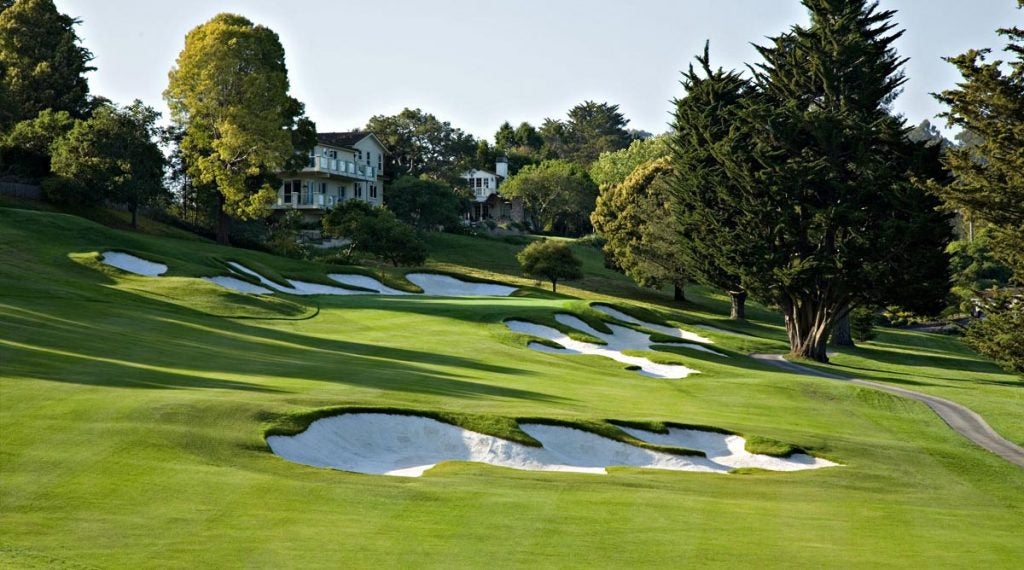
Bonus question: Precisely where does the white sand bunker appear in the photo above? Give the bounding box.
[406,273,517,296]
[100,251,167,276]
[267,413,837,477]
[225,262,372,296]
[506,315,701,378]
[617,426,838,471]
[202,276,272,295]
[328,273,411,295]
[592,305,724,356]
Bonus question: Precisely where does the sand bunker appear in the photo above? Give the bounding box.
[267,413,837,477]
[328,274,411,295]
[202,276,272,295]
[100,251,167,276]
[505,315,700,378]
[591,305,725,358]
[617,426,838,471]
[406,273,518,297]
[226,262,372,296]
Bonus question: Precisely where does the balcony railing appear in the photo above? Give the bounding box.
[305,156,377,180]
[274,193,331,209]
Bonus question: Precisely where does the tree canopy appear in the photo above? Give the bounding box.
[366,108,476,181]
[0,0,94,130]
[589,135,670,189]
[385,175,467,231]
[322,201,427,267]
[49,101,165,226]
[670,1,951,362]
[165,13,313,243]
[499,159,597,237]
[538,101,633,165]
[934,2,1024,281]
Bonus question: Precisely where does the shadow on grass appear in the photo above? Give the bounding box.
[0,289,567,403]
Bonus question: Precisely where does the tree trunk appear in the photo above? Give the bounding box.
[551,279,557,293]
[831,309,855,347]
[130,205,138,229]
[216,195,231,245]
[780,296,836,362]
[729,289,747,320]
[673,283,686,302]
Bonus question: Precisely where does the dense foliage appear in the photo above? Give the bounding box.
[516,239,583,292]
[322,201,427,267]
[499,160,597,237]
[591,157,688,301]
[385,175,467,231]
[48,101,165,226]
[165,13,314,244]
[0,0,94,130]
[366,108,476,181]
[670,1,952,361]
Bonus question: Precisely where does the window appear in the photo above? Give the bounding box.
[366,151,372,165]
[369,184,377,198]
[484,178,490,189]
[319,182,327,193]
[378,155,383,171]
[475,177,482,188]
[355,183,362,198]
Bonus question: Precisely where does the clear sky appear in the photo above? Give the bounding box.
[55,0,1022,140]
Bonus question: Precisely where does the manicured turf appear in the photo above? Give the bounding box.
[1,207,1022,568]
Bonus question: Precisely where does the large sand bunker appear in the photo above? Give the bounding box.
[406,273,518,297]
[100,251,167,276]
[506,315,703,378]
[267,413,838,477]
[226,262,372,296]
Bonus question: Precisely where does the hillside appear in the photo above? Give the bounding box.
[1,206,1022,568]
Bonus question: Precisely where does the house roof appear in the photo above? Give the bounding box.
[317,131,389,153]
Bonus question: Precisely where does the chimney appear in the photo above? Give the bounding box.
[495,156,509,179]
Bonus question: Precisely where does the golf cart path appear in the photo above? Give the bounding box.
[751,353,1024,468]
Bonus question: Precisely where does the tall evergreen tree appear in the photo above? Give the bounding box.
[165,13,313,244]
[934,0,1024,280]
[671,2,951,362]
[0,0,94,130]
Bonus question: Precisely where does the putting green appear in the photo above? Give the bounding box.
[1,206,1022,568]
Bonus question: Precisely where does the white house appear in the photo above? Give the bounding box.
[273,131,387,222]
[462,157,524,223]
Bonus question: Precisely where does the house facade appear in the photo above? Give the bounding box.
[462,157,525,224]
[273,131,386,222]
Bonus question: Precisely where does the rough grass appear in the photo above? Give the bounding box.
[1,205,1022,568]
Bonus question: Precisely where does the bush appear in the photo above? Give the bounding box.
[850,307,878,342]
[516,239,583,293]
[964,294,1024,376]
[323,201,428,267]
[266,210,309,259]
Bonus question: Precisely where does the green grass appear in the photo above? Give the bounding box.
[1,206,1023,568]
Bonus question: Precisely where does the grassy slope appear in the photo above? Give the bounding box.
[1,207,1022,568]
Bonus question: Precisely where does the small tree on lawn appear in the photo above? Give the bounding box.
[517,239,583,293]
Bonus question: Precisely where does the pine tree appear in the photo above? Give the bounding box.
[934,0,1024,280]
[671,2,951,362]
[0,0,94,130]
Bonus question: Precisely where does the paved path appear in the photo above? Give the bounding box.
[751,353,1024,468]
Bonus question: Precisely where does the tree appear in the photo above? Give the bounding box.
[564,101,632,164]
[589,135,671,189]
[1,108,74,178]
[907,119,951,149]
[591,157,688,301]
[499,159,597,236]
[385,175,466,231]
[517,239,583,292]
[165,13,313,244]
[494,121,516,150]
[322,201,427,267]
[934,0,1024,281]
[670,2,952,362]
[366,108,476,181]
[0,0,94,130]
[49,101,165,226]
